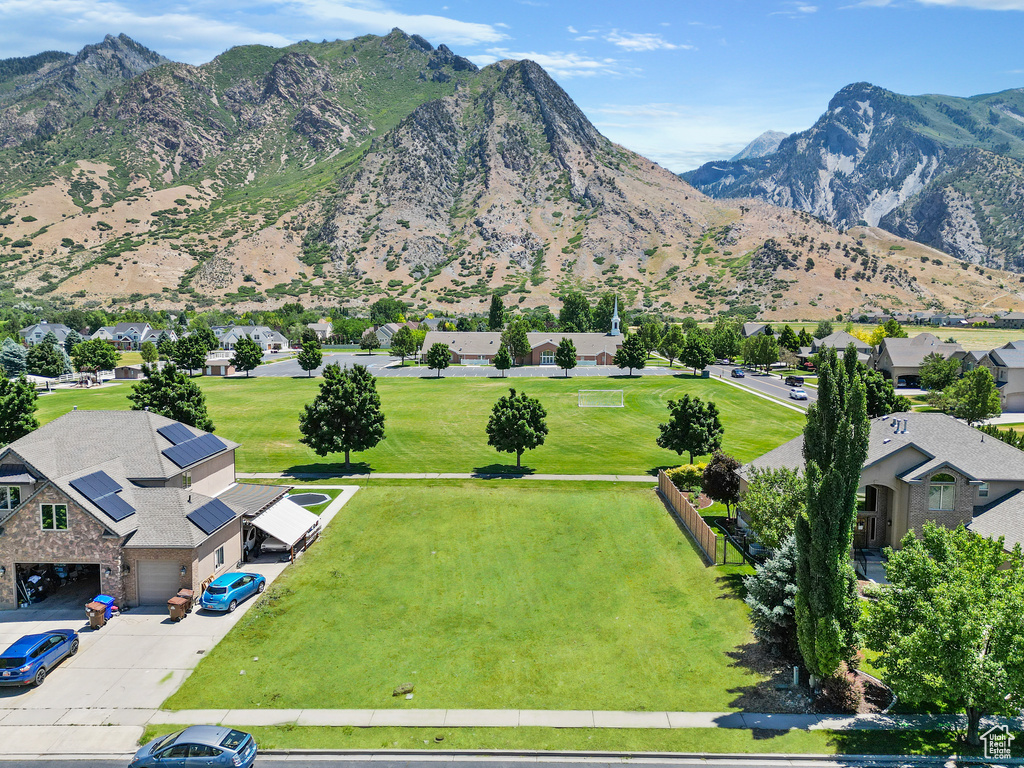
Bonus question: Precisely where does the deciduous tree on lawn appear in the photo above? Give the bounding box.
[298,363,386,469]
[919,352,962,391]
[172,335,207,376]
[426,343,450,378]
[701,451,741,516]
[795,345,868,684]
[658,325,685,368]
[360,328,381,355]
[0,375,39,445]
[554,337,577,378]
[71,338,120,378]
[656,394,723,464]
[741,466,806,550]
[710,319,742,361]
[682,329,715,374]
[613,333,647,376]
[390,326,416,365]
[500,319,531,364]
[862,523,1024,746]
[943,366,1000,426]
[297,338,323,377]
[128,363,215,432]
[140,341,159,364]
[230,336,262,377]
[486,388,548,468]
[493,345,512,378]
[638,320,662,357]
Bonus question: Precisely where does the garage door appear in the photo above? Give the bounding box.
[137,560,181,605]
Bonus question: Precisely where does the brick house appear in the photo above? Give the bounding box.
[0,410,302,610]
[741,412,1024,552]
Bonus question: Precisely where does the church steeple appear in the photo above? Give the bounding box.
[610,297,621,337]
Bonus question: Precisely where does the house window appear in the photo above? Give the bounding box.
[0,486,20,510]
[928,472,956,512]
[182,471,192,490]
[215,547,225,568]
[978,482,989,498]
[41,504,68,531]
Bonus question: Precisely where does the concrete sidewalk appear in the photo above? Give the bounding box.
[144,708,1024,732]
[239,472,655,482]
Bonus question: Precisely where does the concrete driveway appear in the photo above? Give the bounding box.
[0,558,288,717]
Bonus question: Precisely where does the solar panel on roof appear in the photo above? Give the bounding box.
[69,470,135,522]
[157,423,194,445]
[186,498,236,536]
[162,432,228,468]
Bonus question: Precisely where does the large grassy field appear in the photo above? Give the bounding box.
[165,482,759,712]
[35,375,803,475]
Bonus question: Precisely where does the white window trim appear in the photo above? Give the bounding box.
[928,481,956,512]
[40,503,69,531]
[978,482,989,498]
[0,486,20,511]
[215,546,225,568]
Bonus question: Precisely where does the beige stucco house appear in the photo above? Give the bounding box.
[742,412,1024,553]
[870,333,963,387]
[0,410,304,610]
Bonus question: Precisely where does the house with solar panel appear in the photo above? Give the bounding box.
[0,410,315,610]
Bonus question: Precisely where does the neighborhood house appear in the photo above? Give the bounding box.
[742,412,1024,553]
[0,410,316,610]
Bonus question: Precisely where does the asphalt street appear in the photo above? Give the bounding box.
[0,757,968,768]
[250,354,816,409]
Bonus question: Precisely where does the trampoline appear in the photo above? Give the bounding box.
[288,492,331,507]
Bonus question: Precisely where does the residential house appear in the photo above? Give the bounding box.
[979,344,1024,412]
[797,331,874,364]
[741,322,767,339]
[422,331,623,366]
[18,322,74,347]
[742,412,1024,553]
[212,325,287,352]
[871,333,964,387]
[0,410,308,610]
[89,323,176,351]
[375,322,409,346]
[996,312,1024,329]
[306,322,332,342]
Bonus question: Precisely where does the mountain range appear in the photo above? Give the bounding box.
[0,32,1020,320]
[684,82,1024,274]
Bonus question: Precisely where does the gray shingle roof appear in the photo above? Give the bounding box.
[124,488,239,549]
[989,348,1024,368]
[745,412,1024,483]
[3,411,239,541]
[969,490,1024,552]
[876,334,963,368]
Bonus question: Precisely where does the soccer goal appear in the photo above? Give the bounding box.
[578,390,624,408]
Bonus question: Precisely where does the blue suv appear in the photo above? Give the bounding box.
[0,629,79,686]
[199,572,266,613]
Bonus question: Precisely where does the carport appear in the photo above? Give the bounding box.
[251,497,320,560]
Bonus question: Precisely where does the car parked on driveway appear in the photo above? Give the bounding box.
[199,572,266,613]
[0,629,79,686]
[789,388,809,400]
[731,368,745,378]
[784,375,804,386]
[131,725,257,767]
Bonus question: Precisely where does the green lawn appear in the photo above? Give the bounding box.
[36,375,803,475]
[143,724,986,755]
[165,482,759,711]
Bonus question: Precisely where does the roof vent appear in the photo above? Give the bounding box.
[902,419,909,434]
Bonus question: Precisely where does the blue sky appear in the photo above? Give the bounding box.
[1,0,1022,170]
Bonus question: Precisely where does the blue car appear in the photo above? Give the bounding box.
[199,572,266,613]
[131,725,257,768]
[0,629,79,686]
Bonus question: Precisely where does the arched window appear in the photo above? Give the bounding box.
[929,472,956,511]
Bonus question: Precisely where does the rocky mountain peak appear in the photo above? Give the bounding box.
[262,52,333,105]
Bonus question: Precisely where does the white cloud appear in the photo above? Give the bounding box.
[587,101,815,172]
[0,0,509,63]
[604,30,693,51]
[567,25,578,33]
[771,2,820,16]
[470,48,629,78]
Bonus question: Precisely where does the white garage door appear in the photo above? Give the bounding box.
[137,560,182,605]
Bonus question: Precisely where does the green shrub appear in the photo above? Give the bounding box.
[20,215,37,223]
[11,239,32,248]
[666,463,707,492]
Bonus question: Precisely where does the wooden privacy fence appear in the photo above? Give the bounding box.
[658,470,719,565]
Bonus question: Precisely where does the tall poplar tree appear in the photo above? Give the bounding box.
[795,345,869,682]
